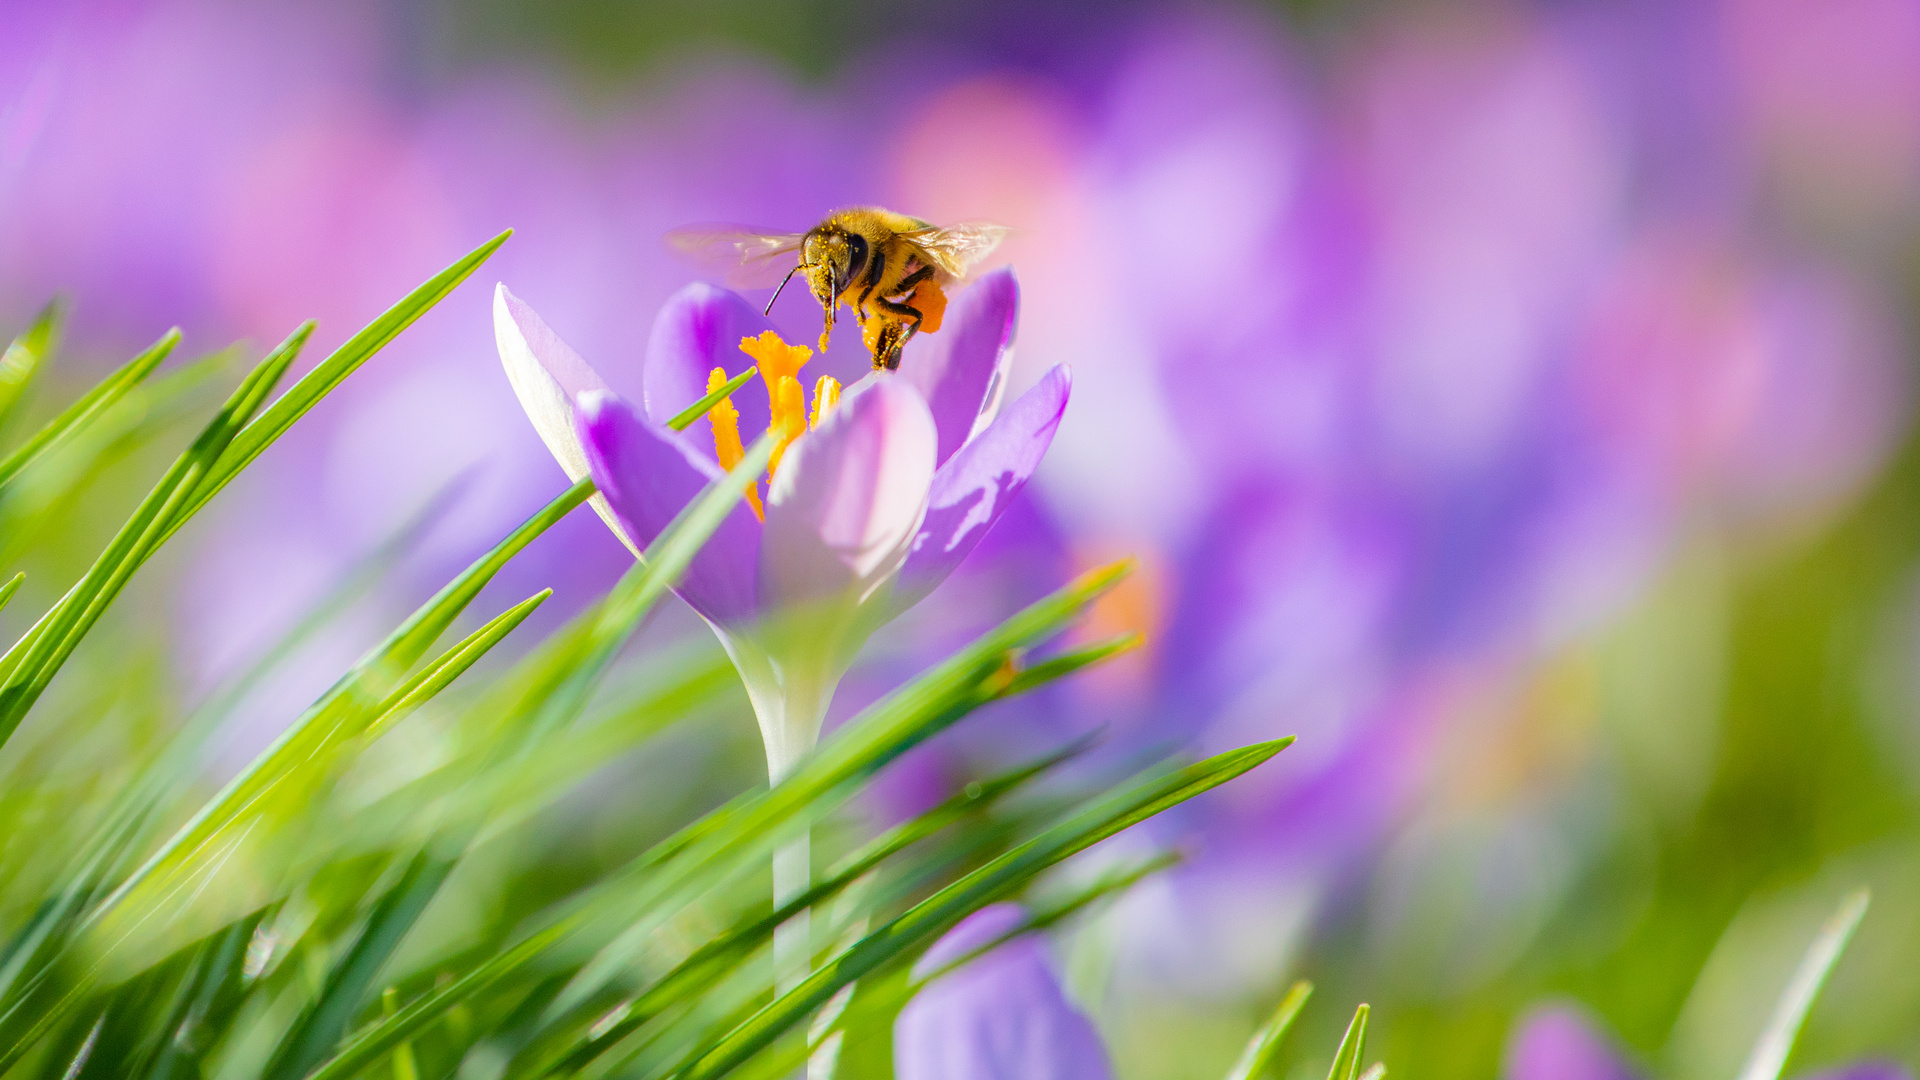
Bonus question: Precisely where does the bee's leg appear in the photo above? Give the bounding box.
[872,295,924,332]
[869,296,923,370]
[894,264,934,293]
[872,324,903,370]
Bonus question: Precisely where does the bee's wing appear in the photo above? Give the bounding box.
[900,222,1010,282]
[664,224,806,289]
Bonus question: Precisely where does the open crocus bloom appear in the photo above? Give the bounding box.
[494,268,1070,782]
[894,904,1114,1080]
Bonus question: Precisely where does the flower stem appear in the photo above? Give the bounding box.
[717,629,843,997]
[773,831,811,996]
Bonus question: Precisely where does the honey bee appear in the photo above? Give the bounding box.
[667,208,1007,370]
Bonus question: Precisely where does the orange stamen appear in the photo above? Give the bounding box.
[768,375,807,476]
[810,376,841,428]
[739,330,812,387]
[739,330,819,482]
[706,367,762,520]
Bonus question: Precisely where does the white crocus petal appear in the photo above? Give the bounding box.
[761,379,937,611]
[493,283,640,556]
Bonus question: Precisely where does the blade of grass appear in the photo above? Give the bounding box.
[303,563,1135,1080]
[262,849,459,1080]
[0,325,172,495]
[1225,982,1314,1080]
[359,589,553,744]
[1002,633,1142,697]
[544,574,1132,1021]
[0,487,582,1070]
[670,739,1292,1080]
[519,740,1099,1077]
[91,587,556,941]
[160,229,511,541]
[0,300,62,433]
[0,334,291,746]
[667,368,757,431]
[1325,1004,1369,1080]
[1734,888,1871,1080]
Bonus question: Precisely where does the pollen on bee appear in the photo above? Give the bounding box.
[706,367,762,521]
[913,280,949,335]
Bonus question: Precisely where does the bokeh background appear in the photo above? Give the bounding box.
[5,0,1920,1076]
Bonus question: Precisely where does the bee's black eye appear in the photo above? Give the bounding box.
[844,233,869,276]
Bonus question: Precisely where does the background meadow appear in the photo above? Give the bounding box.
[4,0,1920,1077]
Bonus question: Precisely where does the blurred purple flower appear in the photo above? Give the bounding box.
[1503,1005,1640,1080]
[495,272,1069,778]
[1721,0,1920,229]
[895,904,1114,1080]
[1504,1003,1915,1080]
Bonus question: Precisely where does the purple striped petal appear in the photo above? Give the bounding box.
[494,283,637,554]
[643,282,779,449]
[1503,1006,1640,1080]
[760,379,936,612]
[896,904,1114,1080]
[575,390,760,628]
[893,365,1071,612]
[899,268,1020,469]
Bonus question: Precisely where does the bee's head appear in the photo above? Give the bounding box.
[800,227,869,310]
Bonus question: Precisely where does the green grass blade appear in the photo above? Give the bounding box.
[1001,633,1142,697]
[164,229,511,538]
[359,589,553,744]
[302,561,1131,1080]
[0,300,62,432]
[0,336,289,747]
[1325,1003,1369,1080]
[519,742,1095,1077]
[668,367,757,431]
[1225,982,1313,1080]
[1734,888,1871,1080]
[670,740,1292,1080]
[262,849,460,1080]
[0,327,175,495]
[90,585,556,940]
[0,573,21,615]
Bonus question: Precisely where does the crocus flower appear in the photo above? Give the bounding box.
[894,903,1115,1080]
[494,267,1070,783]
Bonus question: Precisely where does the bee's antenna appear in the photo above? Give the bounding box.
[765,264,803,316]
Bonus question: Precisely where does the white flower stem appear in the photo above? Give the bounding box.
[729,635,837,999]
[772,830,811,996]
[717,611,866,1006]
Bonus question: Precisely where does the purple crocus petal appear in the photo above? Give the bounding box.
[1503,1005,1641,1080]
[893,364,1072,612]
[761,379,936,610]
[575,390,760,628]
[898,268,1020,468]
[643,281,780,448]
[896,904,1114,1080]
[494,283,640,555]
